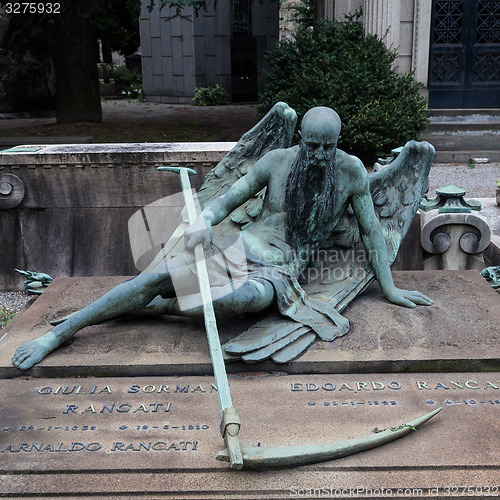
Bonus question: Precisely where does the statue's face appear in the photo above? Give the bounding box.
[300,126,337,169]
[299,107,341,169]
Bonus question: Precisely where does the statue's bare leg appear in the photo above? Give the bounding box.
[12,257,189,370]
[12,259,275,370]
[140,278,275,320]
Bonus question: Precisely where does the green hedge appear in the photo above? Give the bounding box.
[259,8,429,162]
[194,83,229,106]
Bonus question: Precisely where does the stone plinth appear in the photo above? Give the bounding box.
[1,269,499,498]
[0,143,235,290]
[478,197,500,266]
[0,270,498,378]
[0,373,498,498]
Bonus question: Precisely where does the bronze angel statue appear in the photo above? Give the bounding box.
[13,102,434,370]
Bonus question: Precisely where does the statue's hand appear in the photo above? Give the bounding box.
[184,216,212,252]
[384,287,433,308]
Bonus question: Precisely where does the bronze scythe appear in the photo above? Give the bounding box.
[159,166,442,470]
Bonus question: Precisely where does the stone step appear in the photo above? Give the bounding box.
[429,108,500,119]
[419,108,500,158]
[418,131,500,151]
[431,150,500,163]
[424,121,500,132]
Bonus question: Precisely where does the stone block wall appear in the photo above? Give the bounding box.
[140,1,232,103]
[0,144,234,290]
[0,141,433,291]
[140,0,279,103]
[319,0,432,87]
[193,2,232,94]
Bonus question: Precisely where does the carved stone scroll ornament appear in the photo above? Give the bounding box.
[421,213,491,271]
[0,173,25,209]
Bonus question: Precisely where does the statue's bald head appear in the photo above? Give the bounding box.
[299,107,341,169]
[300,107,341,144]
[286,106,341,249]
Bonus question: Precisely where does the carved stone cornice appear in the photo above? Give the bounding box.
[420,186,491,271]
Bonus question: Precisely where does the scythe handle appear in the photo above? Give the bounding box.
[158,166,243,469]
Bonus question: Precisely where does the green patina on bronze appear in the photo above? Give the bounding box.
[11,102,440,469]
[420,185,482,213]
[14,269,53,295]
[12,102,435,371]
[481,266,500,290]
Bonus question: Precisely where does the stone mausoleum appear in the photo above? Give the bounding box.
[139,0,500,108]
[139,0,280,103]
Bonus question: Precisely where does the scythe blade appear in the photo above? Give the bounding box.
[217,407,441,469]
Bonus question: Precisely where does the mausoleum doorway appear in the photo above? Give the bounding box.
[428,0,500,108]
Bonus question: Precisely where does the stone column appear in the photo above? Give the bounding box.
[363,0,401,50]
[411,0,433,88]
[279,0,301,41]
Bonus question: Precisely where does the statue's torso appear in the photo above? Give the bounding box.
[240,147,362,273]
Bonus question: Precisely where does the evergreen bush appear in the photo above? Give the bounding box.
[112,65,143,97]
[259,6,430,162]
[194,83,229,106]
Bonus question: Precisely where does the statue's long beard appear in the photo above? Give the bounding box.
[285,147,337,255]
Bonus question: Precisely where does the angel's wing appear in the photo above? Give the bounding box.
[305,139,435,308]
[371,140,435,263]
[197,101,297,227]
[142,102,297,272]
[223,140,435,363]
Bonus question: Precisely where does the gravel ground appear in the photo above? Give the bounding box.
[0,292,32,331]
[428,162,500,199]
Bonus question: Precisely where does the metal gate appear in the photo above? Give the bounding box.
[428,0,500,108]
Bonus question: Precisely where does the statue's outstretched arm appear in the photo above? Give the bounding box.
[205,156,271,225]
[185,152,274,251]
[351,168,432,308]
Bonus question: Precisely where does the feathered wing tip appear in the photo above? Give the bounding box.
[197,102,298,213]
[141,103,298,273]
[223,140,435,364]
[370,140,435,262]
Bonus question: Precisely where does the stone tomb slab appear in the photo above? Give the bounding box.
[0,373,499,498]
[1,271,499,378]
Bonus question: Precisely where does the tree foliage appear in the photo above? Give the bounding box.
[0,10,55,113]
[259,5,430,161]
[0,0,213,121]
[146,0,211,19]
[94,0,142,62]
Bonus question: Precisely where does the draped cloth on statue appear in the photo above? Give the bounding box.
[145,103,434,363]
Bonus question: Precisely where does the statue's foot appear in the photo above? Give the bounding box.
[12,337,56,370]
[335,315,350,336]
[314,311,350,341]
